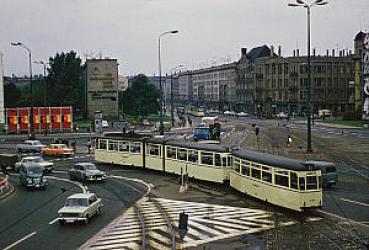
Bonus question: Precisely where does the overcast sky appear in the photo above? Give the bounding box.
[1,0,368,76]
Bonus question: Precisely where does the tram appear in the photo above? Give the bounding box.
[95,133,323,212]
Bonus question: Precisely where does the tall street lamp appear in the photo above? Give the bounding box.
[11,42,34,136]
[170,64,185,126]
[288,0,328,153]
[34,61,49,107]
[158,30,179,135]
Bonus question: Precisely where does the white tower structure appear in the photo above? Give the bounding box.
[0,53,4,124]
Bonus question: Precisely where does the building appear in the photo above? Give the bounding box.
[86,59,119,120]
[177,71,193,105]
[0,53,4,124]
[118,75,128,92]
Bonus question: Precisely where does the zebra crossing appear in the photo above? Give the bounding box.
[81,198,302,250]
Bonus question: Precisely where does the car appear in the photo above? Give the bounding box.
[15,156,54,173]
[102,120,109,128]
[69,163,106,182]
[276,112,288,118]
[142,119,151,126]
[223,111,235,116]
[236,112,248,117]
[19,164,48,189]
[41,144,74,156]
[58,193,103,224]
[16,140,46,153]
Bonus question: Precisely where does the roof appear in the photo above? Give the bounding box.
[246,45,274,62]
[304,160,335,168]
[232,149,308,171]
[75,162,95,166]
[22,156,42,160]
[354,31,365,41]
[67,193,95,199]
[100,132,151,141]
[166,140,229,153]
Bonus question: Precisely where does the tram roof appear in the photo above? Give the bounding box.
[232,149,308,171]
[100,132,151,141]
[166,140,229,153]
[304,160,335,167]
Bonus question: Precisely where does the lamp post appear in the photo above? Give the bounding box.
[34,61,49,107]
[11,42,34,136]
[158,30,179,135]
[170,64,185,126]
[288,0,328,153]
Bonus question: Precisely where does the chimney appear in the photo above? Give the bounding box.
[313,48,316,56]
[293,50,296,57]
[278,46,281,57]
[296,49,300,57]
[332,49,335,57]
[241,48,247,56]
[270,46,274,58]
[326,49,329,57]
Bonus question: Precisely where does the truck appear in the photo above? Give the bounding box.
[193,123,221,141]
[0,154,18,171]
[16,140,46,153]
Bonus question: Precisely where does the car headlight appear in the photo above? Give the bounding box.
[43,177,48,182]
[27,178,32,183]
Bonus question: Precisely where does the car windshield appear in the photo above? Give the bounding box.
[58,145,67,149]
[83,164,97,170]
[65,198,88,207]
[27,167,43,175]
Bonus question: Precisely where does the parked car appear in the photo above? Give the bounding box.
[224,111,235,116]
[15,156,53,173]
[276,112,288,118]
[236,112,248,117]
[19,164,48,189]
[58,193,103,224]
[102,120,109,128]
[41,144,74,156]
[16,140,46,153]
[142,119,151,126]
[0,153,18,171]
[152,122,172,132]
[69,163,106,182]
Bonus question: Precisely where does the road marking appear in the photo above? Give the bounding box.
[81,198,297,250]
[48,176,86,193]
[3,231,37,250]
[49,218,59,225]
[340,198,369,207]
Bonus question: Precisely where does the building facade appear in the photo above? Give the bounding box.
[86,59,119,120]
[0,53,4,124]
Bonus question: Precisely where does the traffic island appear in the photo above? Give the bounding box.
[0,175,15,201]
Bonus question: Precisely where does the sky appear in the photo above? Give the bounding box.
[1,0,369,77]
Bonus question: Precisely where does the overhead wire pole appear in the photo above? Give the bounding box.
[158,30,179,135]
[288,0,328,153]
[11,42,34,137]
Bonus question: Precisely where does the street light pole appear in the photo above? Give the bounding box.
[11,42,34,136]
[158,30,179,135]
[288,0,328,153]
[34,61,49,107]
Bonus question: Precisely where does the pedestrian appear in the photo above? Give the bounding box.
[87,140,92,154]
[287,135,292,147]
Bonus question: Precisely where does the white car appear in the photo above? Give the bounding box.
[15,156,54,173]
[224,111,235,116]
[276,112,288,118]
[58,193,103,224]
[16,140,46,153]
[102,120,109,128]
[69,163,106,182]
[237,112,248,117]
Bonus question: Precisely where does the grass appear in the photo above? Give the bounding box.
[124,113,171,124]
[75,119,92,128]
[322,119,363,127]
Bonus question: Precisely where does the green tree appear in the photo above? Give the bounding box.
[122,74,160,117]
[4,83,21,107]
[46,51,83,109]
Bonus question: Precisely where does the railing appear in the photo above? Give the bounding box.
[0,175,9,195]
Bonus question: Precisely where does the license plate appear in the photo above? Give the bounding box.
[97,177,102,180]
[66,219,74,223]
[36,184,40,188]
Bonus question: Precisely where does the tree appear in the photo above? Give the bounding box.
[46,51,83,109]
[122,74,160,117]
[4,83,21,107]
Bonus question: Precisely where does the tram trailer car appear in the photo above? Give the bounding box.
[230,150,322,212]
[95,133,149,168]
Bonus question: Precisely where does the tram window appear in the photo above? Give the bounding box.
[275,175,289,187]
[241,166,249,176]
[222,157,227,167]
[251,168,261,179]
[215,154,221,166]
[188,150,198,163]
[234,164,240,173]
[148,144,160,156]
[306,176,318,190]
[167,147,177,159]
[290,172,298,189]
[130,142,141,153]
[119,141,129,152]
[98,140,107,150]
[178,149,187,161]
[262,171,272,183]
[299,177,306,190]
[201,152,213,165]
[108,141,118,151]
